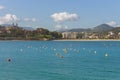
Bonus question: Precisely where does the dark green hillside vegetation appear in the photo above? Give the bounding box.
[0,24,62,40]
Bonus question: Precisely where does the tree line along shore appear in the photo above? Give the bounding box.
[0,24,62,40]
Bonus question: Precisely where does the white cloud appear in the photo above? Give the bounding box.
[106,21,117,27]
[0,14,19,24]
[0,5,5,10]
[51,12,79,23]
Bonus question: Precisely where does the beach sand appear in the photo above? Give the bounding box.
[53,39,120,41]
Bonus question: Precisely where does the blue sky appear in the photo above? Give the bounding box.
[0,0,120,30]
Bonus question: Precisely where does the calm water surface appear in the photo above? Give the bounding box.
[0,41,120,80]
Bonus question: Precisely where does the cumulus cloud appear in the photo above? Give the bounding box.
[51,12,79,23]
[0,13,37,26]
[0,14,19,24]
[0,5,5,10]
[51,12,79,30]
[106,21,117,27]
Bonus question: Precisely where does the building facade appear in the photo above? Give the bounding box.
[62,32,78,39]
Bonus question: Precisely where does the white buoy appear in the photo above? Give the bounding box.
[105,53,109,57]
[63,48,68,53]
[55,53,59,56]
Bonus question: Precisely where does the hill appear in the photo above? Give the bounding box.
[110,27,120,33]
[67,28,91,32]
[92,24,114,32]
[61,24,115,32]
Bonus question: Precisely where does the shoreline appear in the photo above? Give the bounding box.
[53,39,120,41]
[0,39,120,41]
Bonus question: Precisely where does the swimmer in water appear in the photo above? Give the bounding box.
[60,55,64,59]
[7,58,11,62]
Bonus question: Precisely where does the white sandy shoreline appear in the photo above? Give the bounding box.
[0,39,120,42]
[53,39,120,41]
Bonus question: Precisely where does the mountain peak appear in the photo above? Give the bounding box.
[93,24,114,32]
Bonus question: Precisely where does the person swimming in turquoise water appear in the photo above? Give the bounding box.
[7,58,11,62]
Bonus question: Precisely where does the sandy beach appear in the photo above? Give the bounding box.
[53,39,120,41]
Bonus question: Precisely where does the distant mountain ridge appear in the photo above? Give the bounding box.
[67,28,91,32]
[92,24,114,32]
[61,24,115,32]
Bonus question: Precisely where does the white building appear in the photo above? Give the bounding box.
[108,31,114,35]
[62,32,78,39]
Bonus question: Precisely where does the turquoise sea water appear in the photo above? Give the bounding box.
[0,41,120,80]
